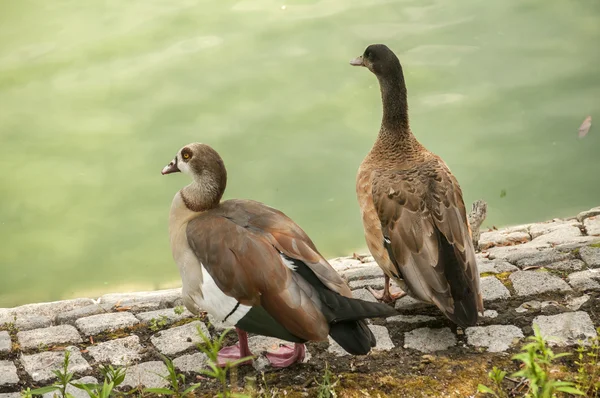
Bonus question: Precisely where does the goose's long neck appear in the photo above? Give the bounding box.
[377,71,410,138]
[181,180,222,213]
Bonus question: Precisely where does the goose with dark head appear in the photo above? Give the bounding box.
[163,143,398,367]
[350,44,484,327]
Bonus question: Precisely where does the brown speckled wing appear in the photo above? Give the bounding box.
[371,160,483,323]
[185,200,352,341]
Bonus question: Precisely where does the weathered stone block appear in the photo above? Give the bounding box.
[87,335,142,366]
[466,325,524,352]
[122,361,168,388]
[14,315,52,331]
[55,305,106,326]
[584,216,600,236]
[0,331,11,353]
[515,250,570,269]
[173,352,209,373]
[577,207,600,222]
[135,308,194,324]
[99,289,181,308]
[545,259,585,272]
[480,276,511,301]
[18,325,82,350]
[75,312,139,335]
[8,299,95,321]
[351,288,378,303]
[341,265,383,282]
[532,312,597,346]
[386,314,436,324]
[21,347,90,382]
[568,269,600,291]
[404,327,456,353]
[150,321,209,356]
[0,360,19,385]
[478,230,530,250]
[477,258,518,274]
[580,246,600,268]
[510,271,572,296]
[395,295,432,311]
[349,277,386,290]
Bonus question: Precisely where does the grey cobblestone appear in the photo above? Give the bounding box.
[0,393,21,398]
[349,277,385,290]
[510,271,572,296]
[0,331,11,353]
[56,305,106,326]
[568,269,600,291]
[395,295,432,311]
[341,265,383,282]
[577,207,600,222]
[351,288,378,303]
[386,314,436,324]
[99,289,181,308]
[477,257,518,274]
[533,312,597,346]
[21,347,90,382]
[7,299,95,322]
[87,335,142,366]
[0,360,19,386]
[515,250,570,269]
[14,315,52,331]
[478,229,530,250]
[404,327,456,353]
[18,325,82,350]
[466,325,524,352]
[580,246,600,268]
[150,321,209,356]
[122,361,168,388]
[75,312,139,335]
[545,259,585,272]
[584,216,600,236]
[173,352,209,372]
[480,276,511,301]
[135,308,194,324]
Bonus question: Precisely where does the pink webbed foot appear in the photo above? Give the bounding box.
[367,285,406,303]
[217,328,254,367]
[265,343,306,368]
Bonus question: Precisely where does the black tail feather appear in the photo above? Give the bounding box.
[440,235,479,327]
[329,320,375,355]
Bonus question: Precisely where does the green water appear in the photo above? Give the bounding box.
[1,0,599,307]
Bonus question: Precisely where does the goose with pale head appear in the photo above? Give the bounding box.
[162,143,398,367]
[350,44,484,327]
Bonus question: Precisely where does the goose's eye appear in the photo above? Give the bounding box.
[182,152,191,160]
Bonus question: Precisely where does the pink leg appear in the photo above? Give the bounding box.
[217,328,254,367]
[367,275,406,303]
[265,343,306,368]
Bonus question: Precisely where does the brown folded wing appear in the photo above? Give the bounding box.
[371,160,483,317]
[186,199,353,341]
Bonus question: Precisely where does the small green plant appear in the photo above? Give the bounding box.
[173,306,185,315]
[478,325,585,397]
[149,315,170,332]
[315,363,338,398]
[196,326,252,398]
[72,364,127,398]
[574,329,600,396]
[22,350,75,397]
[144,354,201,397]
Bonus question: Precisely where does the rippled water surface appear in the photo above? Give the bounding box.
[1,0,599,306]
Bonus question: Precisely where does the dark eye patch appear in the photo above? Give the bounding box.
[181,147,193,161]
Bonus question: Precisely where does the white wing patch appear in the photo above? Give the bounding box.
[190,265,252,327]
[280,253,297,271]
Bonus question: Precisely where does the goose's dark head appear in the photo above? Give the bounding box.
[350,44,402,78]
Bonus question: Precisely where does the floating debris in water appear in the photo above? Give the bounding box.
[578,115,591,138]
[500,189,507,198]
